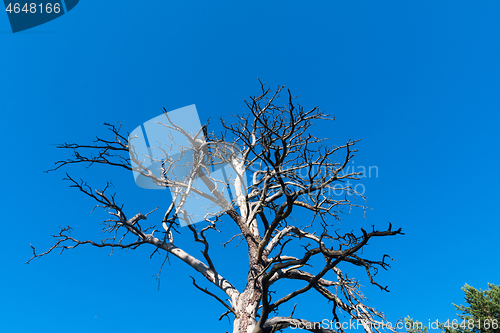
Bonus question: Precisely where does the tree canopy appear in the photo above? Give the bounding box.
[406,284,499,333]
[28,82,403,333]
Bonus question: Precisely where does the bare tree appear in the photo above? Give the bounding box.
[29,81,403,333]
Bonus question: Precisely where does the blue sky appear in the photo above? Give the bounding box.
[1,1,499,332]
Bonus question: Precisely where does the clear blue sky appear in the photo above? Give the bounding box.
[1,1,499,332]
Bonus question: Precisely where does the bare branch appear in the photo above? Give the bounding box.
[33,81,403,333]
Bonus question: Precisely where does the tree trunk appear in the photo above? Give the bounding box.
[232,289,259,333]
[232,261,263,333]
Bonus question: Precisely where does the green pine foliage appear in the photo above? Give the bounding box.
[407,283,499,333]
[440,283,500,333]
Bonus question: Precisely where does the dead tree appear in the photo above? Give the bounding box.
[28,81,403,333]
